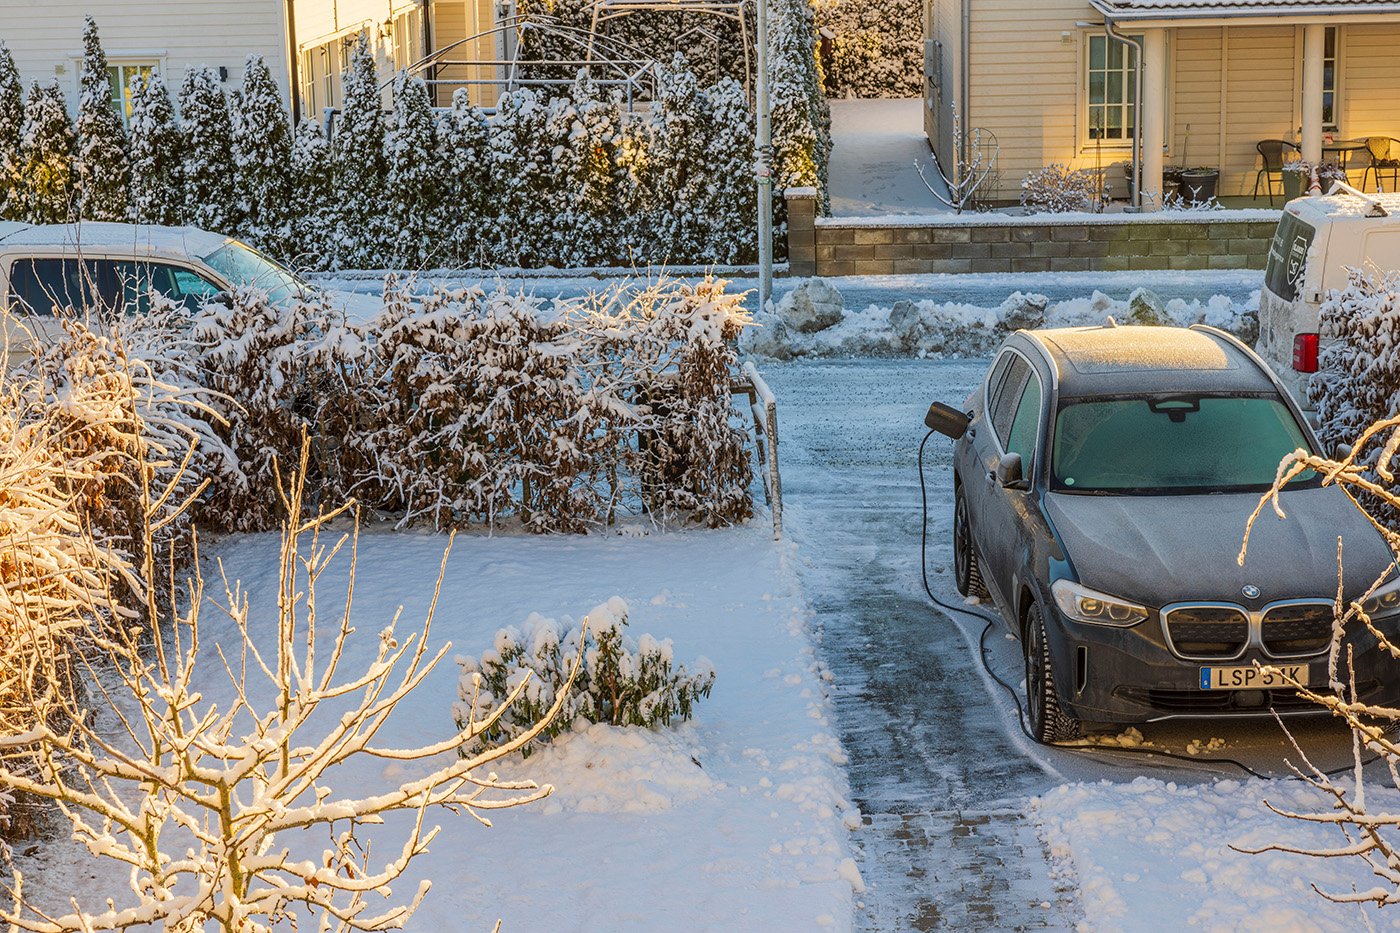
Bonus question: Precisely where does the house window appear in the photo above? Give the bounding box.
[107,62,157,128]
[392,8,424,71]
[299,49,315,116]
[1323,26,1339,131]
[1087,34,1138,142]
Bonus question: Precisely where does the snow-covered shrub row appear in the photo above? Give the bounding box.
[67,277,755,534]
[1021,163,1101,214]
[746,287,1261,360]
[0,21,797,269]
[1310,271,1400,473]
[813,0,923,98]
[454,597,716,757]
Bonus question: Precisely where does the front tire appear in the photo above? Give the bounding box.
[953,487,988,599]
[1024,601,1081,744]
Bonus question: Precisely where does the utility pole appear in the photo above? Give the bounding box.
[755,0,773,311]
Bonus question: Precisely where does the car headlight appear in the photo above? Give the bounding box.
[1360,574,1400,619]
[1052,579,1149,627]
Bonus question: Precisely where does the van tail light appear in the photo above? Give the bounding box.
[1293,333,1320,373]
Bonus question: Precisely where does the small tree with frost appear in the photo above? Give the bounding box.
[439,89,493,268]
[179,66,238,233]
[384,74,443,269]
[331,33,387,268]
[17,81,76,224]
[128,72,184,226]
[288,118,333,267]
[0,446,570,932]
[0,43,23,221]
[234,55,294,256]
[75,16,130,221]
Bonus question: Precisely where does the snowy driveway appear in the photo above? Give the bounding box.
[762,357,1386,931]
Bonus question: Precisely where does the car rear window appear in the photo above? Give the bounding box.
[1052,394,1317,494]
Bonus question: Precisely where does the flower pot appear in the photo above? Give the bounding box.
[1282,171,1306,200]
[1179,169,1220,205]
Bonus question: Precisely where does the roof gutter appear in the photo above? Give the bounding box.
[1103,18,1144,210]
[1089,0,1400,22]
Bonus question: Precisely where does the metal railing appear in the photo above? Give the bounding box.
[735,361,782,540]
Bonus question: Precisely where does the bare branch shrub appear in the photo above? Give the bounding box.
[915,105,1000,214]
[0,440,571,931]
[1020,163,1099,214]
[1235,415,1400,906]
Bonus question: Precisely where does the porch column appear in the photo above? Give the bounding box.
[1301,23,1325,163]
[1141,28,1168,211]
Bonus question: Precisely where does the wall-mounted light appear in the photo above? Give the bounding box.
[218,65,229,81]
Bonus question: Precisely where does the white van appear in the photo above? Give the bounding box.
[0,222,312,359]
[1257,189,1400,408]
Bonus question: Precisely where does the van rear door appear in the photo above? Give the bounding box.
[1265,211,1317,302]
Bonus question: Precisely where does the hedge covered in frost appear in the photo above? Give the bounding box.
[813,0,923,98]
[30,276,756,535]
[0,14,829,269]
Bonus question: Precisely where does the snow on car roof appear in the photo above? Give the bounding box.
[1026,325,1277,398]
[0,223,232,259]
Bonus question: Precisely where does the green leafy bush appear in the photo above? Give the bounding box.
[454,598,716,757]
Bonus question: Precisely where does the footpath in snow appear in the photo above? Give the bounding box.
[18,523,862,930]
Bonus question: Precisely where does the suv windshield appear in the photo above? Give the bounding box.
[1052,394,1318,494]
[200,241,307,305]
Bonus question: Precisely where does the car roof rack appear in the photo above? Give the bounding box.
[1326,180,1388,218]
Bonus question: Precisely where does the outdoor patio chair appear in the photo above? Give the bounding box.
[1362,137,1400,192]
[1252,139,1301,205]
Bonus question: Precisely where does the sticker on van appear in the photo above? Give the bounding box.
[1265,213,1316,303]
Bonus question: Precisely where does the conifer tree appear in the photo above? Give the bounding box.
[233,55,293,254]
[488,89,551,265]
[18,81,76,224]
[289,119,333,266]
[647,60,709,262]
[547,73,624,267]
[701,77,756,263]
[331,33,386,268]
[383,74,442,269]
[75,16,131,221]
[179,67,239,233]
[0,44,23,221]
[440,88,493,268]
[128,72,184,226]
[769,0,832,216]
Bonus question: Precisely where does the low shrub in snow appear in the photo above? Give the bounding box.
[1020,163,1100,214]
[455,598,716,758]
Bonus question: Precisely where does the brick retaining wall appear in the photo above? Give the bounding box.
[784,187,1279,277]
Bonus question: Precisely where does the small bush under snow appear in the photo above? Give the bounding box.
[454,597,716,758]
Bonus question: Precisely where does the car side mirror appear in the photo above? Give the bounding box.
[925,401,971,439]
[997,452,1028,489]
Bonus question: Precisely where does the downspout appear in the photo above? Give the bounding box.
[286,0,301,124]
[1104,18,1143,210]
[421,0,435,103]
[960,0,971,169]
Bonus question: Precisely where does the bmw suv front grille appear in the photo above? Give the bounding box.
[1160,599,1335,661]
[1162,606,1249,659]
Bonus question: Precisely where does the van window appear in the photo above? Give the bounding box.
[1264,213,1316,303]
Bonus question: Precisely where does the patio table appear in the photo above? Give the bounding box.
[1323,138,1370,159]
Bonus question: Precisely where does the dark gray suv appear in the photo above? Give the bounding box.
[926,322,1400,742]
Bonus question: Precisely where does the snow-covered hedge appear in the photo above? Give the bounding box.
[40,277,755,535]
[0,17,825,269]
[1311,270,1400,459]
[813,0,923,98]
[454,597,716,757]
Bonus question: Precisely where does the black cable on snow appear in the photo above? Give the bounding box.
[917,428,1380,782]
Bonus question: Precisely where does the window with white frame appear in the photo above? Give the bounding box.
[107,62,157,128]
[393,8,424,71]
[1086,34,1139,143]
[1323,25,1339,131]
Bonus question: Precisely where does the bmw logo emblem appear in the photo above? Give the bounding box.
[1242,584,1261,600]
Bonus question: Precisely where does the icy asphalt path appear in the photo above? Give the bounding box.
[761,357,1366,931]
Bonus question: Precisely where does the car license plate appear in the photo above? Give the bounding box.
[1200,664,1307,690]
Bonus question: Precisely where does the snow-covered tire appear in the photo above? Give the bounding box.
[1024,601,1081,744]
[953,487,989,599]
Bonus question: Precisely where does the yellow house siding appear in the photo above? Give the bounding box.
[1221,26,1297,196]
[1171,28,1223,176]
[1338,24,1400,143]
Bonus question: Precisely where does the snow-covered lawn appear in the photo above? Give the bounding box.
[1039,776,1400,932]
[19,522,862,930]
